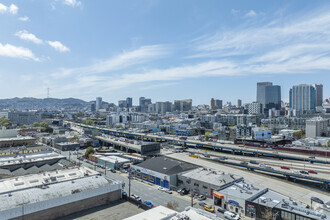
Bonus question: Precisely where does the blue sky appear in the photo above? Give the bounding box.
[0,0,329,105]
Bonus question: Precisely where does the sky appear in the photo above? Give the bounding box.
[0,0,329,105]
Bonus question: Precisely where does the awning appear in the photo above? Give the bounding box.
[213,192,224,199]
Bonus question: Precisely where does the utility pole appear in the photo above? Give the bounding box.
[128,169,131,197]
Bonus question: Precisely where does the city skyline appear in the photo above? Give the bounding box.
[0,0,329,104]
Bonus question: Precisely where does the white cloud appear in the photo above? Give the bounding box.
[63,0,82,7]
[245,10,257,18]
[15,30,43,44]
[0,43,39,61]
[51,44,168,78]
[19,16,29,21]
[47,41,70,52]
[9,4,18,14]
[0,3,7,13]
[0,3,18,14]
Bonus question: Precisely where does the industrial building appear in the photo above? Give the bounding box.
[125,206,222,220]
[54,142,80,151]
[177,168,242,198]
[97,155,130,170]
[0,167,122,220]
[0,136,36,148]
[130,157,197,189]
[213,179,328,220]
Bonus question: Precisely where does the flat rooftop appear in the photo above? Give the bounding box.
[124,206,177,220]
[98,156,130,164]
[180,168,242,187]
[0,167,120,212]
[0,152,65,166]
[217,179,265,200]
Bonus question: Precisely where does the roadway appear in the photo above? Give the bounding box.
[162,151,330,205]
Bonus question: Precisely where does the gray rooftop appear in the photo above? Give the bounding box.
[133,157,198,175]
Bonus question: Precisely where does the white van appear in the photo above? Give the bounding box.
[224,211,241,220]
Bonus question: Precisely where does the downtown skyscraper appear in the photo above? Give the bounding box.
[256,82,281,114]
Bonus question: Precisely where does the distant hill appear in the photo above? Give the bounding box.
[0,97,90,110]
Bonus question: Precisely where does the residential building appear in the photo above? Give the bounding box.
[174,99,192,112]
[7,111,41,125]
[248,102,263,114]
[289,84,316,114]
[313,84,323,107]
[118,100,127,108]
[306,117,328,138]
[215,99,223,109]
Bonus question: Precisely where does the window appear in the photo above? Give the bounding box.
[203,185,207,189]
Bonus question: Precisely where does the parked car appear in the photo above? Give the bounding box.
[180,189,189,195]
[164,189,172,194]
[281,166,290,170]
[203,205,215,213]
[199,202,207,207]
[158,187,165,191]
[292,171,300,175]
[308,170,318,174]
[259,163,266,168]
[249,160,259,165]
[177,189,182,193]
[198,195,206,201]
[122,191,127,197]
[224,211,241,220]
[300,170,309,175]
[131,194,141,202]
[240,161,248,165]
[143,201,155,208]
[110,168,116,173]
[308,156,316,159]
[217,207,225,213]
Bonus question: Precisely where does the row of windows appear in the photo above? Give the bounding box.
[281,211,311,220]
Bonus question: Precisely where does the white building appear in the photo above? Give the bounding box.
[306,117,328,138]
[0,127,18,138]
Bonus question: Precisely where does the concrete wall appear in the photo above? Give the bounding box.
[11,189,121,220]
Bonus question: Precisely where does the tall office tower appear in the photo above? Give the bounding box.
[256,82,281,114]
[289,84,316,114]
[126,97,133,108]
[237,99,242,107]
[209,98,215,110]
[174,99,192,112]
[215,99,223,109]
[313,84,323,107]
[96,97,102,111]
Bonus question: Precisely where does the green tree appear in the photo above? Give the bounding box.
[0,117,12,128]
[41,126,53,133]
[84,120,94,125]
[19,125,28,129]
[32,122,40,127]
[293,130,304,140]
[85,146,95,157]
[39,121,49,128]
[76,112,84,117]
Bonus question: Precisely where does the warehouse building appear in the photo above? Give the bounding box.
[97,155,130,170]
[54,142,80,151]
[178,168,242,198]
[130,157,197,189]
[0,167,122,220]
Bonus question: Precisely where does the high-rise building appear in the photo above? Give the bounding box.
[257,82,281,113]
[118,100,127,108]
[313,84,323,107]
[126,97,133,108]
[174,99,192,112]
[209,98,215,110]
[289,84,316,114]
[215,99,223,109]
[306,117,328,138]
[237,99,242,107]
[96,97,102,111]
[139,97,152,112]
[91,103,96,112]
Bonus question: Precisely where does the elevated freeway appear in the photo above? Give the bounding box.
[69,122,330,164]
